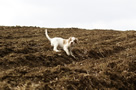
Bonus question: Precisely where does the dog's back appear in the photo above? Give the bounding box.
[51,37,64,48]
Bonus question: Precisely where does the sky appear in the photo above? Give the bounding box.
[0,0,136,30]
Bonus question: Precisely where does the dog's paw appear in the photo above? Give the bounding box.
[54,50,61,52]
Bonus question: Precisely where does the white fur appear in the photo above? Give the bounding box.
[45,29,78,58]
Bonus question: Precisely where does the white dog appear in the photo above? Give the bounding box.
[45,29,78,58]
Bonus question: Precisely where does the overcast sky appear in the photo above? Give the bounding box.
[0,0,136,30]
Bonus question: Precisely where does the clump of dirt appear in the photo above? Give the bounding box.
[0,26,136,89]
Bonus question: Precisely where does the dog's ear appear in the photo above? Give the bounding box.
[75,38,78,44]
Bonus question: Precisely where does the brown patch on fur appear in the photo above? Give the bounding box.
[68,37,72,43]
[63,39,67,44]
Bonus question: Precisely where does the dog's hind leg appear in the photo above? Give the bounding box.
[53,43,61,52]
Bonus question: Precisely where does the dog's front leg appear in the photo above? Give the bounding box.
[63,46,70,56]
[70,48,75,58]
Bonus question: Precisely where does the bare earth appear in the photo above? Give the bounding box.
[0,26,136,89]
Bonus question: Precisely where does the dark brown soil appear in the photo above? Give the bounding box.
[0,26,135,90]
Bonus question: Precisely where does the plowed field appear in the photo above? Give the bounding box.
[0,26,135,89]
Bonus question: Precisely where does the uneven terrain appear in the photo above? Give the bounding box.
[0,26,136,90]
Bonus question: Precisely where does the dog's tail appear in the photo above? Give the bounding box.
[45,29,51,41]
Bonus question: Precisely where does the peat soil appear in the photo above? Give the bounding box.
[0,26,136,90]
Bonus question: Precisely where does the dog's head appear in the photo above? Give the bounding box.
[68,37,78,46]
